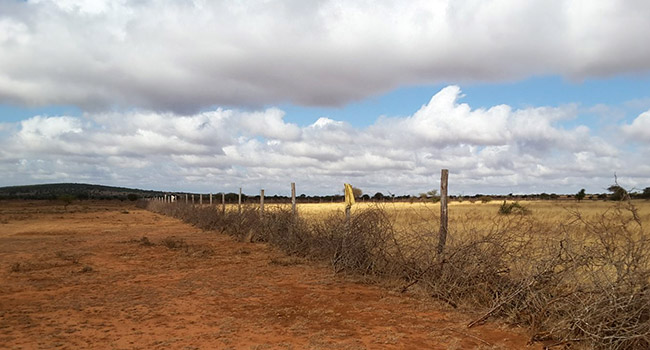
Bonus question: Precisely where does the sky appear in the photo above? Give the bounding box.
[1,0,650,196]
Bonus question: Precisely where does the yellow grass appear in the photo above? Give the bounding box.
[295,199,650,229]
[221,199,650,234]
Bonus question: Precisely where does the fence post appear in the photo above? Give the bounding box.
[185,194,188,204]
[437,169,449,255]
[260,189,264,216]
[210,193,213,205]
[238,187,242,214]
[291,182,296,218]
[199,194,203,205]
[192,194,195,205]
[222,192,226,215]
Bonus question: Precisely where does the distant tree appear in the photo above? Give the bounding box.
[419,190,440,203]
[575,189,586,201]
[343,186,363,199]
[642,187,650,200]
[127,193,139,201]
[58,194,76,211]
[224,192,238,202]
[479,196,493,203]
[608,185,627,201]
[372,192,384,201]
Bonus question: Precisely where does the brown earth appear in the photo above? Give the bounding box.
[0,201,542,350]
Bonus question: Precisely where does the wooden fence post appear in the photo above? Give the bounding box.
[199,194,203,205]
[192,194,195,205]
[222,192,226,215]
[185,194,188,204]
[210,193,213,205]
[260,189,265,217]
[291,182,296,218]
[238,188,242,214]
[437,169,449,255]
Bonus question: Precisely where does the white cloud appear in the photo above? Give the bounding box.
[0,1,649,111]
[1,86,647,194]
[622,111,650,142]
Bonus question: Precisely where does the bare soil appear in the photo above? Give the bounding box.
[0,201,541,349]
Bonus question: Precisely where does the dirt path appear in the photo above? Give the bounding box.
[0,201,541,350]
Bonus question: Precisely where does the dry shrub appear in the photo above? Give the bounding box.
[160,236,187,250]
[55,250,82,264]
[139,236,155,246]
[498,200,531,215]
[146,199,650,349]
[10,262,25,272]
[159,234,214,258]
[309,208,399,275]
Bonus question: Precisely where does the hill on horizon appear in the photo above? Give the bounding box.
[0,183,164,200]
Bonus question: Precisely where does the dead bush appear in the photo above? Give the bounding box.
[10,262,23,272]
[160,236,187,250]
[139,236,155,246]
[55,251,82,264]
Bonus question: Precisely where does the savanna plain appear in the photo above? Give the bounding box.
[2,199,649,349]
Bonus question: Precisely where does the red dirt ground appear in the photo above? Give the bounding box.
[0,201,542,349]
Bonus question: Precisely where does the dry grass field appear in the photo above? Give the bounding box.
[293,199,650,227]
[1,200,541,350]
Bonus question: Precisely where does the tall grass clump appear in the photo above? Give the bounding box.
[146,200,649,349]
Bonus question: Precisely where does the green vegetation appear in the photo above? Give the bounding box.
[608,184,628,201]
[497,200,531,215]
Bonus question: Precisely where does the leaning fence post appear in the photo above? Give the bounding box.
[437,169,449,255]
[344,183,355,224]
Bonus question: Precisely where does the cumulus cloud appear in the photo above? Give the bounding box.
[0,1,649,111]
[622,111,650,142]
[2,86,647,194]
